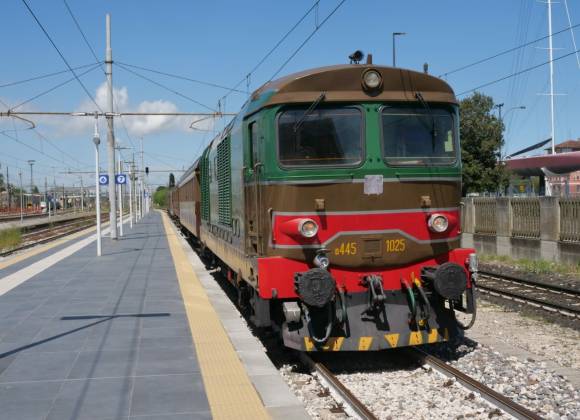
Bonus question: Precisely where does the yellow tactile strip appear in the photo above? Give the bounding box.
[161,212,270,420]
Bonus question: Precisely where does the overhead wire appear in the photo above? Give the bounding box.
[115,62,247,93]
[1,97,85,172]
[9,63,102,111]
[267,0,348,82]
[115,62,217,112]
[0,63,101,89]
[456,48,580,96]
[62,0,139,151]
[439,22,580,78]
[20,0,103,112]
[220,0,326,102]
[563,0,580,69]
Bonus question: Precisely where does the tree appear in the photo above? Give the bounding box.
[459,92,509,195]
[153,186,168,208]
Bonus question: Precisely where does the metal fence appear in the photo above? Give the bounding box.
[473,198,496,235]
[511,198,540,239]
[468,197,580,243]
[560,199,580,242]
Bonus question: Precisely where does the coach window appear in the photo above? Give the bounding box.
[277,107,362,167]
[381,106,457,166]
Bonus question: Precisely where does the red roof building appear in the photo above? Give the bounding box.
[546,139,580,196]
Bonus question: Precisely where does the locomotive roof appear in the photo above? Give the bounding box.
[245,64,456,117]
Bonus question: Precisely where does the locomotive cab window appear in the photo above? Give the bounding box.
[381,106,457,166]
[277,107,362,167]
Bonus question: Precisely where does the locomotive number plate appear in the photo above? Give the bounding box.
[385,238,406,253]
[333,241,357,256]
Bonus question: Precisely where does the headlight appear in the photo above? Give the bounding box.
[299,219,318,238]
[428,214,449,233]
[313,251,330,269]
[362,69,382,90]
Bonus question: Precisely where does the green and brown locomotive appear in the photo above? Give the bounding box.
[169,62,477,351]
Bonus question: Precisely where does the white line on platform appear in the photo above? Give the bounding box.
[0,216,131,296]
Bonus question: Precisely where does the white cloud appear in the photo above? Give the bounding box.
[50,82,211,138]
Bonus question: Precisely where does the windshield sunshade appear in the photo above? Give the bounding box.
[382,107,457,166]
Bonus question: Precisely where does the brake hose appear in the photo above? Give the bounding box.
[304,305,334,344]
[402,280,417,322]
[457,286,477,330]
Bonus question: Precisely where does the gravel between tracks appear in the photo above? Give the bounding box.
[277,298,580,419]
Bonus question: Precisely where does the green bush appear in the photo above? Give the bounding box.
[0,228,22,251]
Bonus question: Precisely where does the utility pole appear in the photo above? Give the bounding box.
[495,103,504,123]
[18,170,23,223]
[27,160,35,207]
[45,177,50,220]
[6,166,10,211]
[80,176,84,212]
[105,13,117,239]
[128,160,133,229]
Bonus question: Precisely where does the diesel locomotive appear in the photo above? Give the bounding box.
[169,62,477,351]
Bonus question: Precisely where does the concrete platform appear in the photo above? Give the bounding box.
[0,211,307,420]
[0,210,95,232]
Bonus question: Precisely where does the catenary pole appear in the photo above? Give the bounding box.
[80,176,84,212]
[93,112,102,256]
[105,14,117,239]
[118,157,123,237]
[19,170,23,223]
[6,167,10,211]
[128,160,133,229]
[140,137,144,218]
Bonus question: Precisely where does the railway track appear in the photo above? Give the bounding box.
[299,349,542,420]
[409,348,542,420]
[298,352,378,419]
[477,269,580,318]
[0,215,105,257]
[0,209,83,223]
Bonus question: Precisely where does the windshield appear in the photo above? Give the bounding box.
[381,106,457,166]
[278,107,363,167]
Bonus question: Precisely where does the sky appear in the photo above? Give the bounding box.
[1,0,579,190]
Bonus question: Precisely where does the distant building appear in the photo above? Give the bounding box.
[545,139,580,197]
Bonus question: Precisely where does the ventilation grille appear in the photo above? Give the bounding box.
[200,153,210,221]
[217,138,232,226]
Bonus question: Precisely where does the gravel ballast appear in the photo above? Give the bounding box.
[277,298,580,419]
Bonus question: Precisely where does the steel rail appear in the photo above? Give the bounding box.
[479,269,580,296]
[0,216,106,258]
[409,348,542,420]
[477,275,580,316]
[299,353,378,420]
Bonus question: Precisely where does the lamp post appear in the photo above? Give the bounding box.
[497,105,526,159]
[93,112,102,257]
[392,32,406,67]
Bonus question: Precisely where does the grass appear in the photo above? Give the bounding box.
[480,253,580,276]
[0,228,22,252]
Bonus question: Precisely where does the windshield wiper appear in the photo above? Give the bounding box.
[415,92,438,150]
[294,91,326,133]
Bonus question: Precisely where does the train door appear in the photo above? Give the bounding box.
[244,120,262,255]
